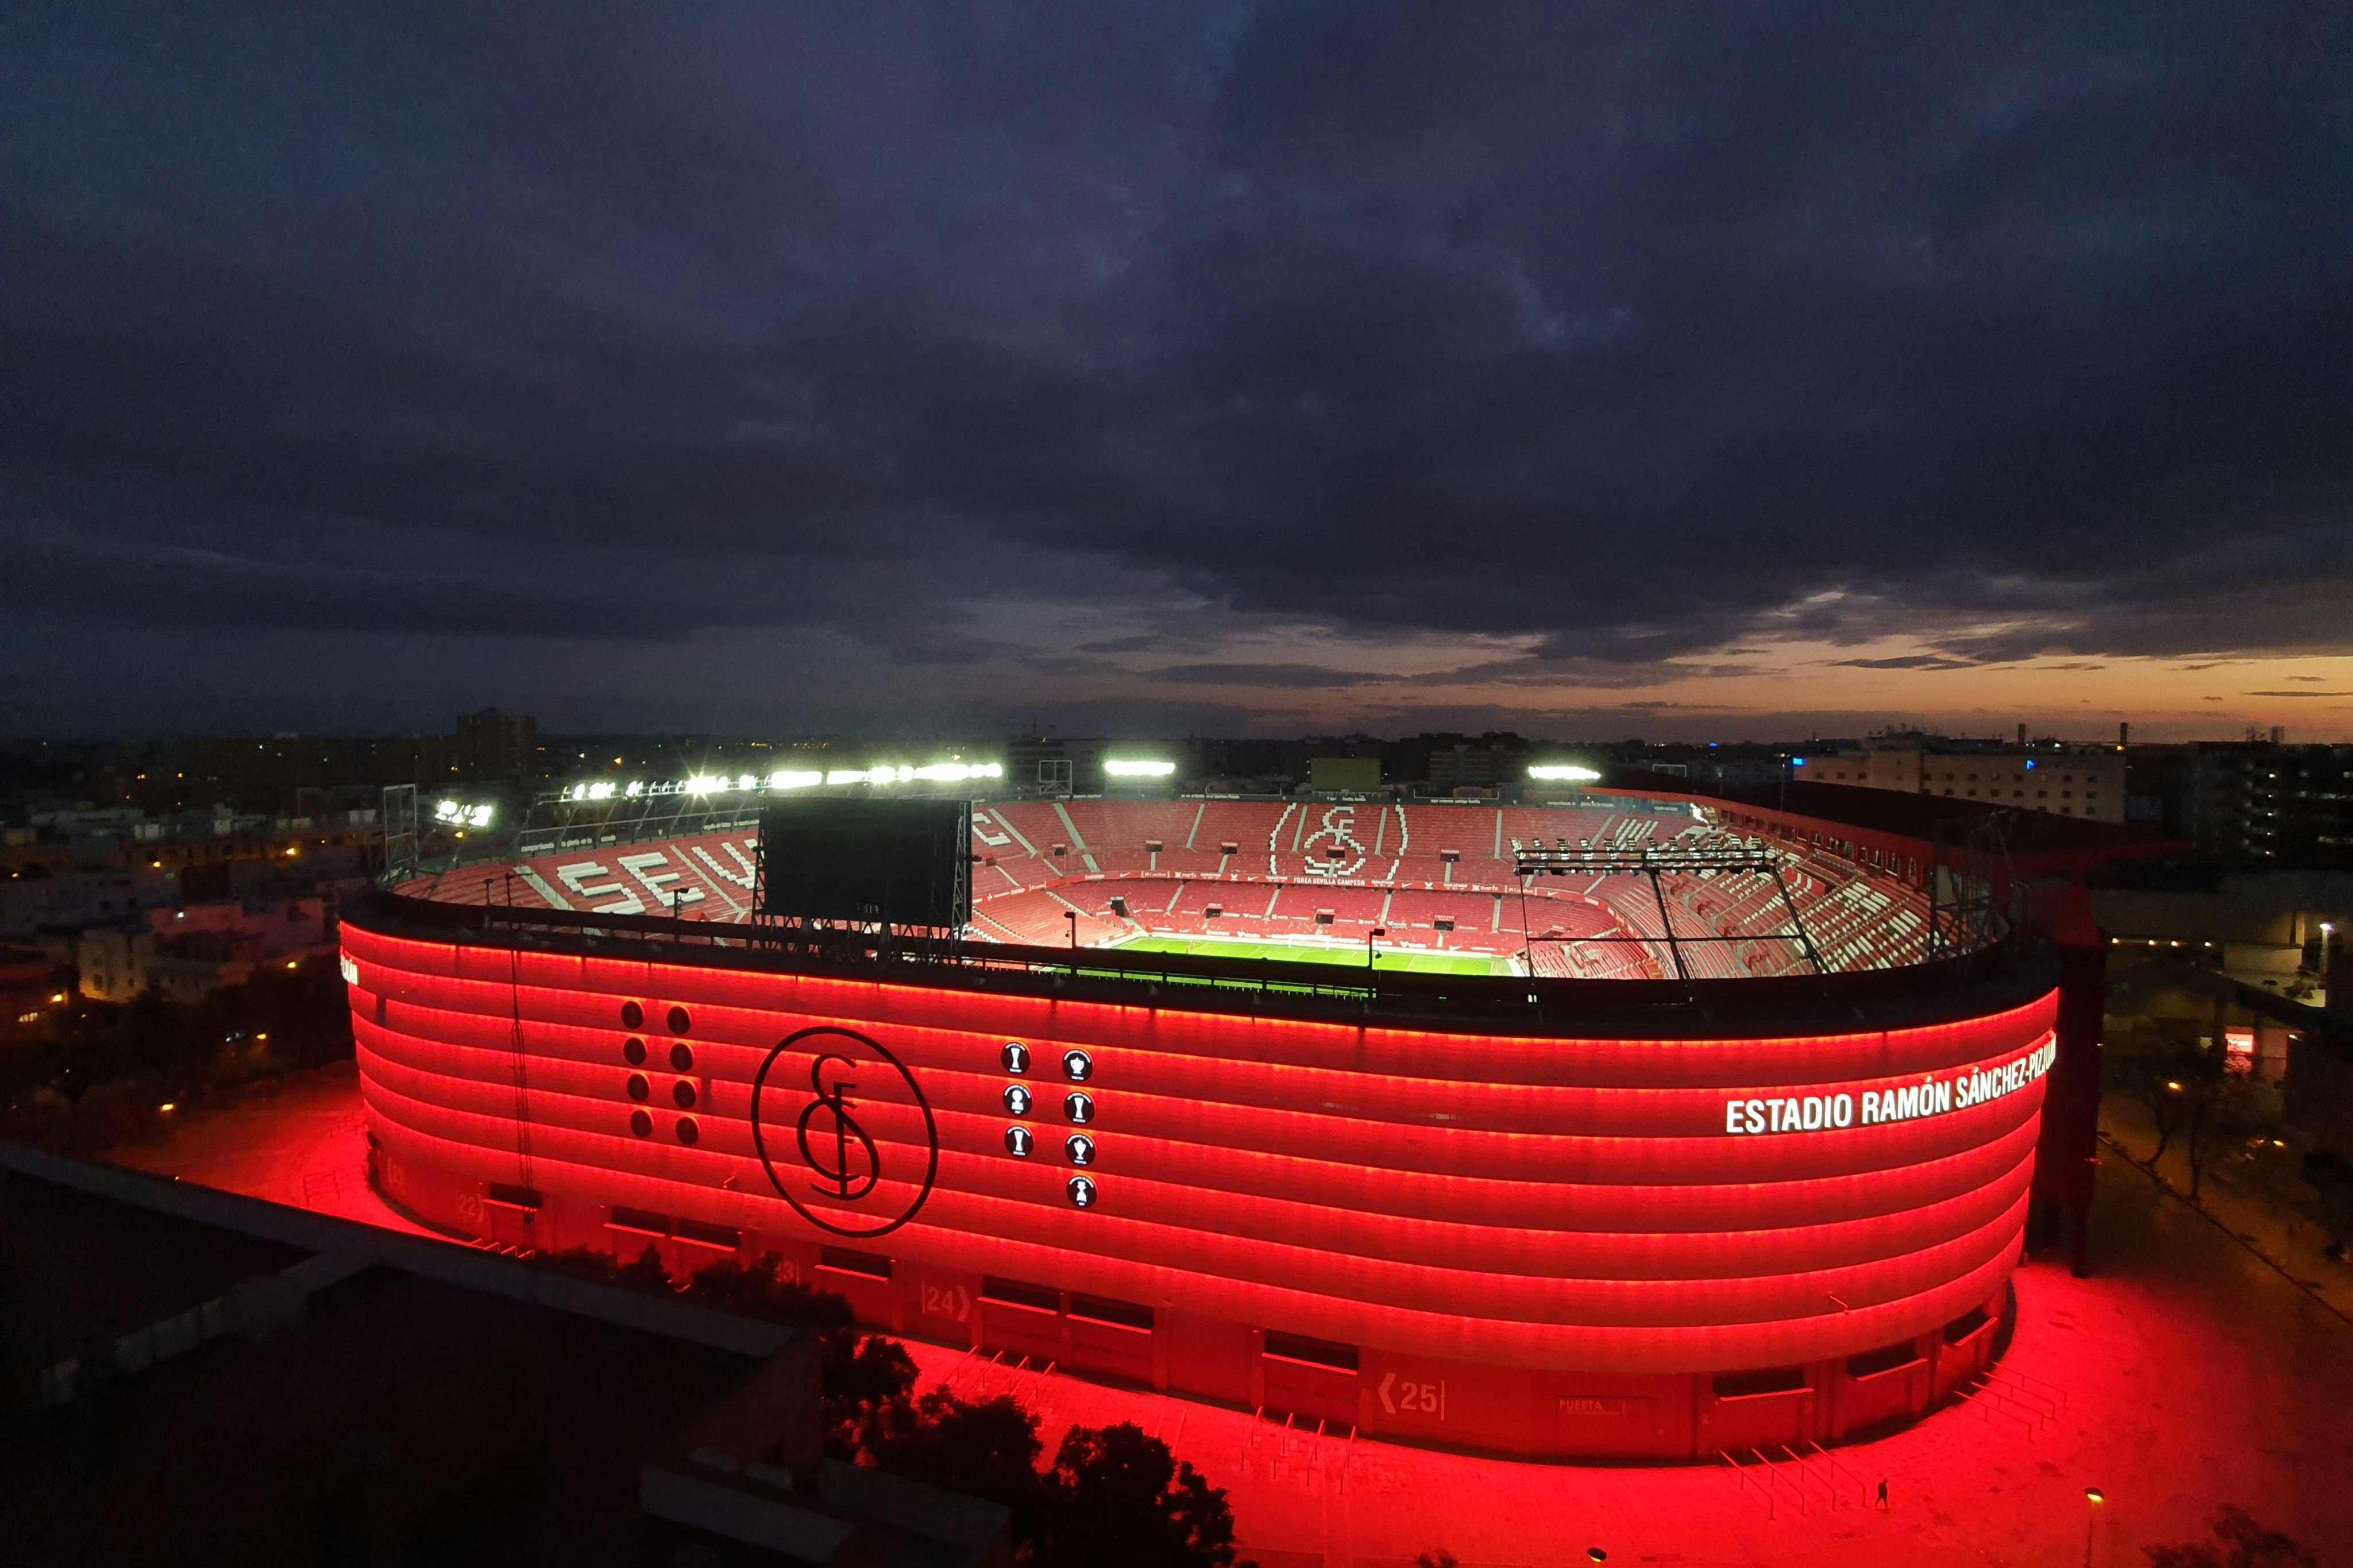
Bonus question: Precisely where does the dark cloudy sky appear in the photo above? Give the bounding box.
[4,1,2349,741]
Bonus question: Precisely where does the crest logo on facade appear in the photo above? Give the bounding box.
[751,1025,938,1238]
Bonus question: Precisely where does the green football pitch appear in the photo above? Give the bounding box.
[1111,933,1514,977]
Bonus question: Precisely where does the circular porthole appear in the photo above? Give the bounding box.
[667,1006,691,1035]
[629,1109,653,1137]
[623,1037,646,1067]
[1067,1176,1097,1208]
[1063,1091,1094,1125]
[1062,1049,1093,1083]
[1001,1042,1031,1075]
[1005,1125,1034,1157]
[1004,1084,1033,1116]
[626,1074,650,1102]
[621,1001,644,1029]
[669,1042,694,1072]
[676,1117,699,1145]
[673,1080,697,1110]
[1065,1133,1095,1167]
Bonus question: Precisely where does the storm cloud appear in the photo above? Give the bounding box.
[2,1,2347,734]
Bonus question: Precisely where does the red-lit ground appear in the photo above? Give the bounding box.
[100,1063,430,1238]
[103,1069,2352,1567]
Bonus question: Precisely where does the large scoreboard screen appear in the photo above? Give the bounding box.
[758,796,971,930]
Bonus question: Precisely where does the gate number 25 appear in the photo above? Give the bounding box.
[1376,1372,1445,1419]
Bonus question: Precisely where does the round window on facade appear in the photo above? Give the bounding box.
[1062,1049,1093,1083]
[1064,1133,1095,1167]
[1063,1091,1094,1125]
[626,1073,650,1102]
[1004,1084,1033,1117]
[669,1042,694,1072]
[676,1116,699,1145]
[1005,1125,1034,1157]
[673,1080,697,1110]
[1001,1041,1031,1075]
[1067,1176,1097,1209]
[623,1037,646,1067]
[667,1006,691,1035]
[629,1109,653,1137]
[621,1001,644,1029]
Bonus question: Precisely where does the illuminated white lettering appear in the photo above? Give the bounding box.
[619,851,702,909]
[1731,1040,2052,1138]
[689,840,758,890]
[556,861,643,916]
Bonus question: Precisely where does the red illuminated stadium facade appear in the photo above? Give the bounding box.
[341,793,2097,1461]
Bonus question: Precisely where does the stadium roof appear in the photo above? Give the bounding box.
[1591,768,2184,872]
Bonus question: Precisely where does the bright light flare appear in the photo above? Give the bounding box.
[1104,759,1176,778]
[1529,765,1602,782]
[828,762,1005,785]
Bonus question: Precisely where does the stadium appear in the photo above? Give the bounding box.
[340,778,2105,1462]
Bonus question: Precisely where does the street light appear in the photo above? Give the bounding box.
[2084,1488,2105,1567]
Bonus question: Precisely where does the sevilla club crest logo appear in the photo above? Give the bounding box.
[751,1025,939,1238]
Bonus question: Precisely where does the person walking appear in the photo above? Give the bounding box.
[1877,1478,1890,1512]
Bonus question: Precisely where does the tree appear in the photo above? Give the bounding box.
[536,1247,917,1436]
[855,1388,1056,1546]
[2112,1042,2205,1167]
[838,1400,1238,1567]
[683,1254,917,1440]
[2180,1063,2273,1204]
[535,1252,1235,1566]
[2144,1505,2315,1568]
[618,1241,670,1291]
[1037,1421,1239,1568]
